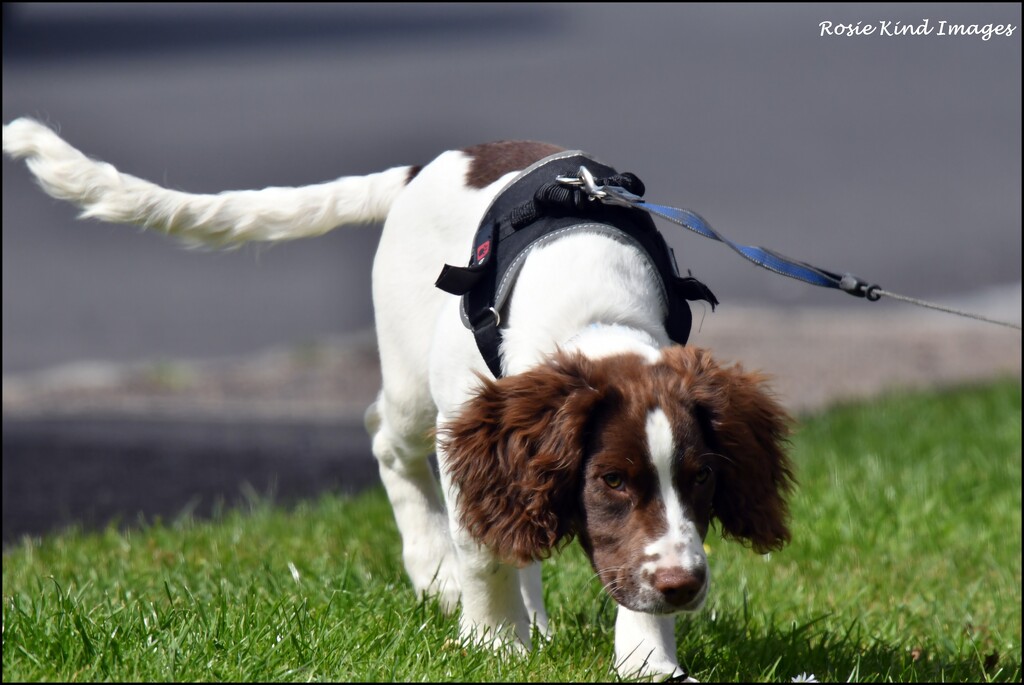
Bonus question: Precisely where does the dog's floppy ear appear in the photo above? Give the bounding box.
[440,353,605,565]
[662,346,795,553]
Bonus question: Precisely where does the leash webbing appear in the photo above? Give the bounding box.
[641,201,850,290]
[557,166,1021,332]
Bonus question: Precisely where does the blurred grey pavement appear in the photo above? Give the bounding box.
[2,3,1021,542]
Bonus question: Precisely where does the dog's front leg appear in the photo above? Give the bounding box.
[614,607,695,682]
[455,542,533,651]
[519,562,550,640]
[436,441,533,651]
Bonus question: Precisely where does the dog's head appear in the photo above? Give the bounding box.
[440,345,794,614]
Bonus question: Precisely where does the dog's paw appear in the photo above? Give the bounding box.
[408,551,461,614]
[458,616,530,655]
[615,655,695,682]
[530,617,552,647]
[417,576,461,615]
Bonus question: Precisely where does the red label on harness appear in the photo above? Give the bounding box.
[476,241,491,263]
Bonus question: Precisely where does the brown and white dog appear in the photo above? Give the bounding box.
[3,120,794,681]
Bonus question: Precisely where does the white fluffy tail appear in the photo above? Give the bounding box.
[2,117,412,247]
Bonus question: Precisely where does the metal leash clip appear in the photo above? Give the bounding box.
[555,165,644,209]
[839,273,882,301]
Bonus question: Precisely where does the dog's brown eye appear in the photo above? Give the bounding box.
[695,466,712,485]
[603,473,625,490]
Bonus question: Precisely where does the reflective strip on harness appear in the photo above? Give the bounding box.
[485,222,669,330]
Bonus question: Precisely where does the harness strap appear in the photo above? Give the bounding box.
[435,152,718,378]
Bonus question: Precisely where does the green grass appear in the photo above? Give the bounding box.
[3,379,1021,682]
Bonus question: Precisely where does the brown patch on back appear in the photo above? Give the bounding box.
[463,140,565,189]
[405,165,422,185]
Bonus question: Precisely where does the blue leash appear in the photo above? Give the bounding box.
[556,166,1021,331]
[643,202,880,297]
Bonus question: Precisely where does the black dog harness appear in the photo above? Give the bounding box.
[435,151,718,378]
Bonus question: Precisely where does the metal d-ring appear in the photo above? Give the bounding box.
[556,165,604,200]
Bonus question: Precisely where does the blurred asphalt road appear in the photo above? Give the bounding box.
[2,415,378,542]
[3,2,1020,373]
[2,3,1020,542]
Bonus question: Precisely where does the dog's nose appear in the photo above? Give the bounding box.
[653,567,706,607]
